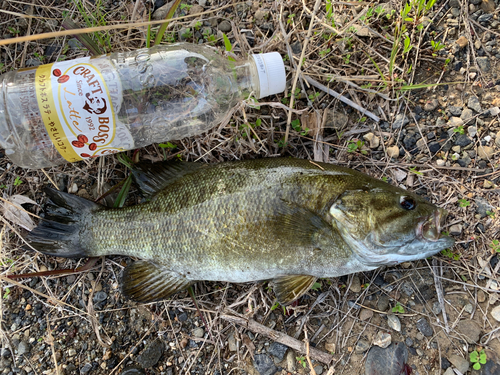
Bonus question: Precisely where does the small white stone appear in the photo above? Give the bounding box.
[373,331,392,348]
[386,145,400,158]
[436,159,446,166]
[387,314,401,332]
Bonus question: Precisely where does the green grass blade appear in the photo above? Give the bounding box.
[154,0,182,46]
[113,174,132,208]
[61,18,103,56]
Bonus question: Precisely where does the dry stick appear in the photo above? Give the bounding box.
[304,328,317,375]
[220,312,335,365]
[284,0,322,145]
[303,75,381,122]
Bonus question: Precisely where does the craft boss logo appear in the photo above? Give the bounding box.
[55,63,115,158]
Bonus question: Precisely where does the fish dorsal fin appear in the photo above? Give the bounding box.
[121,260,194,303]
[272,275,318,305]
[132,161,203,199]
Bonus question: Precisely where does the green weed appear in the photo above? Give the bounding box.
[458,199,470,208]
[392,302,405,314]
[470,349,487,370]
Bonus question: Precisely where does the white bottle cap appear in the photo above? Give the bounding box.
[251,52,286,99]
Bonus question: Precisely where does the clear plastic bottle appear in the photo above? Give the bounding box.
[0,43,286,169]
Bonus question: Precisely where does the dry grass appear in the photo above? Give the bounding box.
[0,0,499,374]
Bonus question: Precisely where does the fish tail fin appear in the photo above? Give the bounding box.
[26,187,102,258]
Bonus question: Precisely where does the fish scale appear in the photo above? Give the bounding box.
[26,157,454,304]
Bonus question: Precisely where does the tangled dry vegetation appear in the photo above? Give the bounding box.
[0,0,499,374]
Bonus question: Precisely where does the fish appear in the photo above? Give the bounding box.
[26,158,454,305]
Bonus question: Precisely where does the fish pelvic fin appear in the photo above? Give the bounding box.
[272,275,318,305]
[26,187,101,258]
[132,160,203,200]
[121,260,194,303]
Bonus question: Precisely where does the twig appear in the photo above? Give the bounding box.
[432,259,449,333]
[303,75,380,122]
[304,328,317,375]
[285,0,322,144]
[220,311,335,365]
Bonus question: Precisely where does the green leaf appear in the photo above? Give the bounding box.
[113,175,132,208]
[473,363,481,370]
[154,0,182,45]
[223,32,233,52]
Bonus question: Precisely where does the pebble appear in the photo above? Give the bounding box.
[424,99,439,111]
[448,354,469,374]
[314,365,323,375]
[432,301,442,315]
[468,96,482,112]
[481,0,496,12]
[218,20,231,32]
[392,114,409,129]
[120,367,146,375]
[93,291,107,303]
[192,327,204,338]
[386,145,400,159]
[468,126,477,137]
[405,337,413,347]
[478,290,486,303]
[416,318,433,337]
[359,308,373,321]
[136,340,164,368]
[455,36,468,48]
[378,295,390,312]
[476,56,491,72]
[355,339,370,354]
[447,116,464,127]
[449,224,463,236]
[456,320,480,343]
[416,138,427,150]
[350,275,362,293]
[228,332,237,351]
[365,342,408,375]
[461,108,474,121]
[373,331,392,348]
[436,159,446,166]
[387,314,401,332]
[68,348,76,357]
[477,145,494,159]
[253,354,278,375]
[455,134,472,147]
[17,341,29,356]
[448,106,462,116]
[324,341,335,353]
[267,342,288,362]
[491,305,500,322]
[443,367,454,375]
[464,303,473,314]
[363,133,380,149]
[80,363,93,374]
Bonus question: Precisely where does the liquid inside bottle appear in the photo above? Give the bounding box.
[0,43,285,169]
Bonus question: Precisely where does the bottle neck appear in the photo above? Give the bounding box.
[233,59,260,99]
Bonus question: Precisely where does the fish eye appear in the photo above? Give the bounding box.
[400,196,416,210]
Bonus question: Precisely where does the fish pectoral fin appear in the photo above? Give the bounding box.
[132,161,203,199]
[272,275,318,305]
[121,260,194,303]
[272,200,334,247]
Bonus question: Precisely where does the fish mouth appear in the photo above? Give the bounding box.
[416,208,448,242]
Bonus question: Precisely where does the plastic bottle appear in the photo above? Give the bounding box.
[0,43,286,169]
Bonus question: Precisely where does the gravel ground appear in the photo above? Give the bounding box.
[1,0,500,374]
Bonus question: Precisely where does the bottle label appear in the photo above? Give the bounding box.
[35,57,127,162]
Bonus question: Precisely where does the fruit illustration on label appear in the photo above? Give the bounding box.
[72,140,85,148]
[57,75,70,84]
[89,143,97,151]
[53,68,61,77]
[77,134,88,143]
[81,153,91,158]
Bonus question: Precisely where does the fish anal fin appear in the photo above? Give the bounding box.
[272,275,318,305]
[121,260,194,303]
[132,161,203,199]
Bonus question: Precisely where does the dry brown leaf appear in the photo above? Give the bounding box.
[2,195,38,231]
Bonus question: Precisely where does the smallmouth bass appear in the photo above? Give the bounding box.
[26,158,454,304]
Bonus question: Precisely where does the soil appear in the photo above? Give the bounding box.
[0,1,499,375]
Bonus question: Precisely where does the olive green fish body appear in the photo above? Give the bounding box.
[27,158,454,304]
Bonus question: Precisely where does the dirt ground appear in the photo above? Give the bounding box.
[0,0,499,374]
